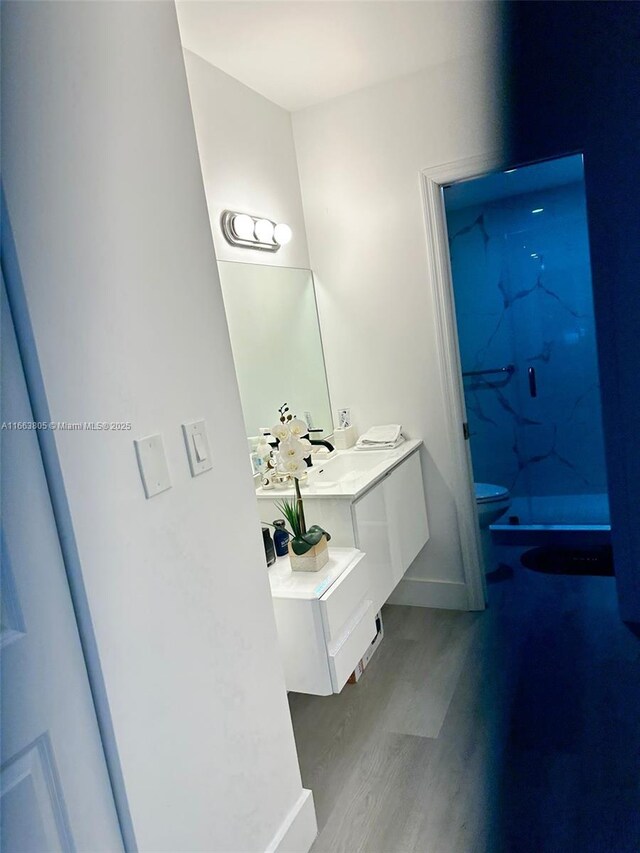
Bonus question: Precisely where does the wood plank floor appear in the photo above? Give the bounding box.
[288,547,640,853]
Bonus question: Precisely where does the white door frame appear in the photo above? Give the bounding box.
[420,152,505,611]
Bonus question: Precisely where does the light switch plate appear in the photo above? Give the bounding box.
[134,434,171,498]
[182,420,213,477]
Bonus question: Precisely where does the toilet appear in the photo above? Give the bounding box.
[475,483,511,572]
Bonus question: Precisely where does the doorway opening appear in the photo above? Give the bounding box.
[441,153,610,576]
[423,152,611,584]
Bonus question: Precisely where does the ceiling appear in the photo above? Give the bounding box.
[175,1,497,112]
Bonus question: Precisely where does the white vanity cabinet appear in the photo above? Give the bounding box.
[351,452,429,612]
[269,548,376,696]
[352,450,429,612]
[258,444,430,616]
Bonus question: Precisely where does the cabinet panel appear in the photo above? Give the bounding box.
[271,597,333,695]
[327,601,376,693]
[384,452,430,584]
[352,486,394,614]
[320,552,369,643]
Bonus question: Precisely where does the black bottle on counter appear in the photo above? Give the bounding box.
[262,526,276,567]
[273,519,290,557]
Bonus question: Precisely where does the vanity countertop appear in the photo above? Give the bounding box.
[256,438,422,501]
[268,547,362,600]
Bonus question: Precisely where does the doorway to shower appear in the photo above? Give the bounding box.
[442,154,610,554]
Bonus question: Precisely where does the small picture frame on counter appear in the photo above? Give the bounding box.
[337,408,352,429]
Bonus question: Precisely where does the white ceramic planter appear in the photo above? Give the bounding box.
[289,535,329,572]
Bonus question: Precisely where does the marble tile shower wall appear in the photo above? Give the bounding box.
[446,183,608,503]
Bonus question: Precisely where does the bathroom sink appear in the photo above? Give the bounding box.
[255,441,421,499]
[308,451,395,483]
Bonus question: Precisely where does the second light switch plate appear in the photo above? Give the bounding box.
[182,420,213,477]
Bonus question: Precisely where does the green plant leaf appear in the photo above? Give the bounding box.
[289,526,331,555]
[305,525,331,544]
[274,497,303,537]
[290,536,313,555]
[302,526,323,546]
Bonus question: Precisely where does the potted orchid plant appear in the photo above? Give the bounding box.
[271,405,331,572]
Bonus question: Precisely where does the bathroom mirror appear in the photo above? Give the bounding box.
[217,261,333,440]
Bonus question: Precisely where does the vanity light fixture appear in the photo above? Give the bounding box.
[232,213,254,241]
[274,223,292,246]
[221,210,292,252]
[254,218,275,243]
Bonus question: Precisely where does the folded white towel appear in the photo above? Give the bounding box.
[355,424,404,450]
[354,437,405,451]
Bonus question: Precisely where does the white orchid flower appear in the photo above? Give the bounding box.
[287,418,308,439]
[279,438,304,463]
[271,422,290,442]
[298,437,312,453]
[280,458,307,479]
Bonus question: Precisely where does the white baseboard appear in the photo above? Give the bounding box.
[388,577,469,610]
[265,789,317,853]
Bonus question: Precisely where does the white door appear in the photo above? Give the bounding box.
[1,281,124,852]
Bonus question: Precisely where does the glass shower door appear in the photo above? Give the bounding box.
[504,184,609,526]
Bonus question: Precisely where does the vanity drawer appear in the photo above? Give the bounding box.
[328,600,376,692]
[319,551,369,643]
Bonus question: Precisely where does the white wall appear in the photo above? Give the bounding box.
[292,50,505,602]
[1,2,315,851]
[180,46,310,270]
